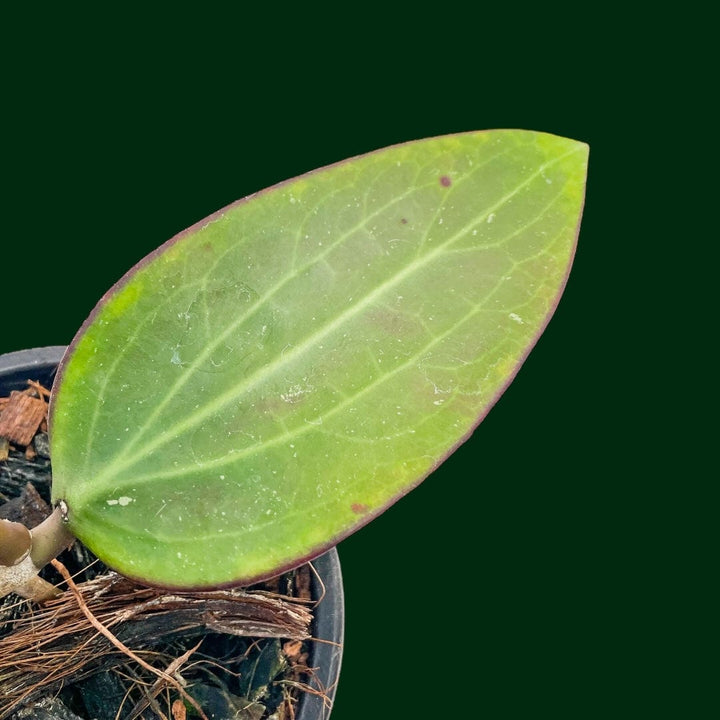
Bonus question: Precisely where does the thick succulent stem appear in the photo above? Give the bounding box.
[0,506,75,601]
[29,504,75,568]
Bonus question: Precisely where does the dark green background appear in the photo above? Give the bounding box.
[1,9,690,719]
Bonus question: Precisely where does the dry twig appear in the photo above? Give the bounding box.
[51,559,209,720]
[0,568,312,718]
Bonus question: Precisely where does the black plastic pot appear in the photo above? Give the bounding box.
[0,347,344,720]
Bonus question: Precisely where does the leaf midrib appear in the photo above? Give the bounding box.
[92,148,577,486]
[91,165,441,468]
[101,145,512,467]
[100,178,573,490]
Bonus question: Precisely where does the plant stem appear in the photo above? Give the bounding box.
[0,507,75,601]
[29,504,75,568]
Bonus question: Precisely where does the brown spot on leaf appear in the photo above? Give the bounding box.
[351,503,369,514]
[440,175,452,187]
[400,217,408,224]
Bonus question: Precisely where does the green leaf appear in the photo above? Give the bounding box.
[50,130,588,588]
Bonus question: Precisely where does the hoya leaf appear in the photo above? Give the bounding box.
[50,130,588,588]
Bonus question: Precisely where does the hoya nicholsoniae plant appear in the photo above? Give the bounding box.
[1,129,588,601]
